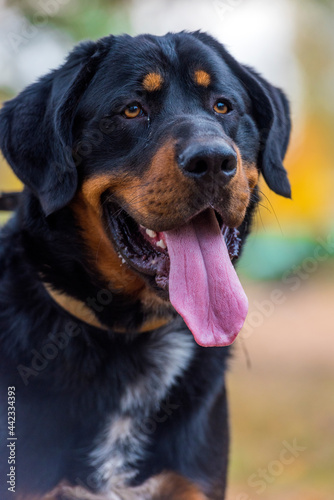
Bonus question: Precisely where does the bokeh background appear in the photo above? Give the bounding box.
[0,0,333,498]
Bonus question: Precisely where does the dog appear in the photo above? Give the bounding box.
[0,31,291,500]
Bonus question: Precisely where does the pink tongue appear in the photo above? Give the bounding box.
[164,209,248,347]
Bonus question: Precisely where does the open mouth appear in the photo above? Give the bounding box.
[105,201,242,292]
[105,200,248,347]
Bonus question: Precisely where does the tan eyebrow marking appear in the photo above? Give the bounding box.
[142,73,164,92]
[194,70,211,87]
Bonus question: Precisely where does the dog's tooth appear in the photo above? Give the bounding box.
[146,229,157,238]
[118,252,126,265]
[156,239,167,249]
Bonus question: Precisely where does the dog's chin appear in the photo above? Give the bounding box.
[104,201,243,297]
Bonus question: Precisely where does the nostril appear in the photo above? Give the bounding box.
[221,156,237,176]
[186,158,208,176]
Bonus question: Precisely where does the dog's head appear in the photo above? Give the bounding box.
[0,32,291,346]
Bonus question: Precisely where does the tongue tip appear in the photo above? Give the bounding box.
[183,302,248,348]
[192,323,245,348]
[193,335,238,348]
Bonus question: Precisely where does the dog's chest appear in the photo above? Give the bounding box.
[89,329,194,494]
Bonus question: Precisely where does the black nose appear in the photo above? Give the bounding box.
[179,143,237,181]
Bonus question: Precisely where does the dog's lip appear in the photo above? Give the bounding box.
[104,201,242,291]
[105,202,170,289]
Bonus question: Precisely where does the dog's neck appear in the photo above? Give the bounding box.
[44,282,170,333]
[44,282,108,330]
[15,197,171,334]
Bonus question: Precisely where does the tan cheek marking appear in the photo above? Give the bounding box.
[80,175,112,213]
[113,140,195,227]
[245,163,259,190]
[71,177,145,296]
[72,176,171,322]
[223,147,252,227]
[143,72,163,92]
[194,69,211,87]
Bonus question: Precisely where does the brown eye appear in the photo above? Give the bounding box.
[214,101,230,114]
[124,103,143,119]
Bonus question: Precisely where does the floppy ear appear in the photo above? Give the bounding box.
[193,32,291,198]
[239,66,291,198]
[0,38,111,215]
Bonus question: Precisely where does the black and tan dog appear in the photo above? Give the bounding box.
[0,32,291,499]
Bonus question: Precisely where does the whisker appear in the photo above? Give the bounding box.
[258,189,284,235]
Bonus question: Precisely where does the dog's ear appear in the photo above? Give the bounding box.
[239,66,291,198]
[0,38,111,215]
[193,32,291,198]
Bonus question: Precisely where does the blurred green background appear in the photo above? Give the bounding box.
[0,0,333,498]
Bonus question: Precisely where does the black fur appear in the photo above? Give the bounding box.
[193,32,291,198]
[0,31,290,499]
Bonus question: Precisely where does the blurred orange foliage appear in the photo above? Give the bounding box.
[255,116,334,235]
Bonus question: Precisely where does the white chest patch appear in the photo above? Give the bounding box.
[90,326,195,494]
